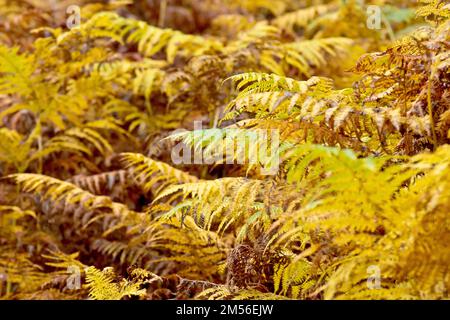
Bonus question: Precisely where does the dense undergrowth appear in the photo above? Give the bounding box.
[0,0,449,300]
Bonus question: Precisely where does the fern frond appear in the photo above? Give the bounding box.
[197,285,287,300]
[154,177,269,237]
[6,173,135,229]
[0,44,35,97]
[132,68,164,112]
[92,239,151,266]
[416,0,450,23]
[274,259,315,298]
[71,12,223,63]
[0,205,36,238]
[0,251,53,298]
[273,4,337,32]
[85,266,146,300]
[227,0,288,16]
[121,152,198,195]
[0,128,34,173]
[283,38,354,77]
[69,170,131,195]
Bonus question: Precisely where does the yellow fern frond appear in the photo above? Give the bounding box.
[121,152,198,195]
[85,266,146,300]
[273,4,337,32]
[6,173,135,228]
[416,0,450,23]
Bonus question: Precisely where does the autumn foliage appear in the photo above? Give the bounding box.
[0,0,449,300]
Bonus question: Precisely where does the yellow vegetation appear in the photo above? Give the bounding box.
[0,0,449,300]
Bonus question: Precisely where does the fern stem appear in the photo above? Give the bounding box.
[36,117,43,174]
[382,15,395,42]
[158,0,167,28]
[6,279,11,297]
[427,71,438,151]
